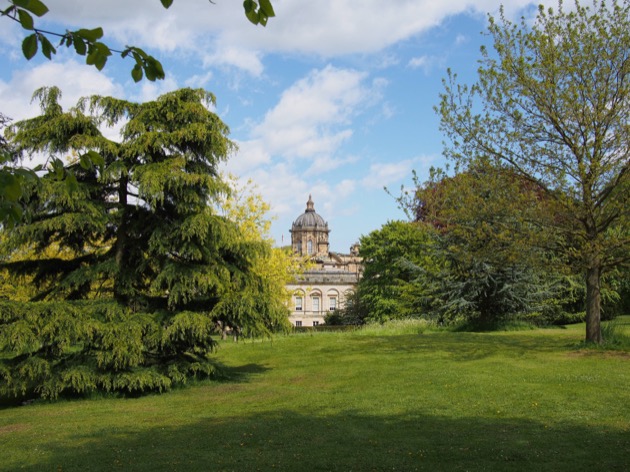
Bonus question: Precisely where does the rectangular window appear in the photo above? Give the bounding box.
[295,320,302,327]
[329,297,337,311]
[313,321,319,327]
[295,296,303,311]
[312,296,320,312]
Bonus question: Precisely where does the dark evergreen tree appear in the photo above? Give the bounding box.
[0,87,288,399]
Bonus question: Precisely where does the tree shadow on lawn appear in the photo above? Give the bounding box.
[7,408,629,472]
[215,362,272,383]
[349,331,577,362]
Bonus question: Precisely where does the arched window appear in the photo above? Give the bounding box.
[307,239,313,255]
[327,289,339,311]
[328,297,337,311]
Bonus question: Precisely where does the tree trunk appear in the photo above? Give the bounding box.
[114,175,129,302]
[585,263,602,344]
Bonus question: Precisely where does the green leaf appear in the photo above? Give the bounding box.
[86,50,97,65]
[1,175,23,201]
[0,202,23,228]
[243,0,260,24]
[259,0,275,17]
[243,0,256,13]
[17,9,34,30]
[130,47,147,60]
[14,168,38,181]
[245,10,259,25]
[144,64,156,81]
[21,33,38,60]
[73,37,86,55]
[86,43,110,69]
[79,153,92,170]
[38,34,56,59]
[65,172,79,193]
[8,203,23,224]
[160,0,174,8]
[131,64,143,82]
[14,0,49,17]
[94,53,108,71]
[76,27,104,42]
[50,158,65,180]
[85,150,105,168]
[146,57,165,81]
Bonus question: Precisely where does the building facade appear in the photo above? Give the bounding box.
[287,196,362,326]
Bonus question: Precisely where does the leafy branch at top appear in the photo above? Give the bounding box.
[2,0,276,82]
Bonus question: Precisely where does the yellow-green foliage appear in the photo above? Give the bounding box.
[216,176,305,334]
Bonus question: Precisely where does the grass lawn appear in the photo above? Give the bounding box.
[1,318,629,471]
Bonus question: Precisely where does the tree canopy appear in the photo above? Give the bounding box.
[0,87,289,399]
[352,220,437,324]
[438,0,629,342]
[409,164,582,328]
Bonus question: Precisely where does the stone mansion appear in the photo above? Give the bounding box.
[286,196,362,327]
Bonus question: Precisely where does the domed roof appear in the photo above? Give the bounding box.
[292,195,327,228]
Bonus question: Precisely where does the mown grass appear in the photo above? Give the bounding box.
[1,318,628,471]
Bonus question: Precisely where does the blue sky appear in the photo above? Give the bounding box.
[0,0,544,252]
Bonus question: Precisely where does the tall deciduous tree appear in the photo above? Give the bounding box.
[0,87,286,399]
[411,164,577,328]
[438,0,629,343]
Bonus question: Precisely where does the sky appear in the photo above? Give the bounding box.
[0,0,547,252]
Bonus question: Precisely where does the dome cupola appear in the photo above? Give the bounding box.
[290,195,330,256]
[292,194,327,228]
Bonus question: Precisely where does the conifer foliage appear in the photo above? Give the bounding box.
[0,87,288,399]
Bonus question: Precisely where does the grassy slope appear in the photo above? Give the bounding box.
[0,319,628,472]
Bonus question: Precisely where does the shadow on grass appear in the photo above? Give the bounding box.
[5,409,628,472]
[215,362,271,383]
[348,331,576,362]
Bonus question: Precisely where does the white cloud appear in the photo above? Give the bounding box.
[407,55,442,74]
[227,139,272,175]
[249,65,373,160]
[7,0,549,76]
[245,163,312,218]
[334,179,357,197]
[455,34,469,46]
[126,76,179,103]
[0,60,122,122]
[184,71,214,88]
[202,46,264,77]
[361,159,419,189]
[408,56,429,69]
[305,153,356,175]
